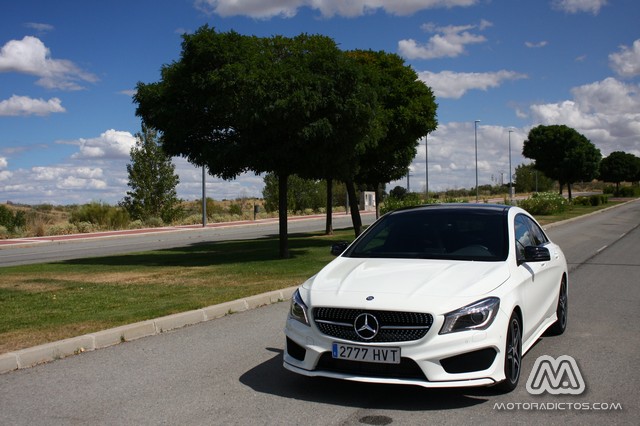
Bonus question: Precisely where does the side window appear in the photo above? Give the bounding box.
[526,217,548,246]
[514,215,533,260]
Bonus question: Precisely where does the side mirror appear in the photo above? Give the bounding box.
[524,245,551,262]
[331,241,349,256]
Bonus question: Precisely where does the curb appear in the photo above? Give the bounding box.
[0,286,298,375]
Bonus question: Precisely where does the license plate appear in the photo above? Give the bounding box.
[332,343,401,364]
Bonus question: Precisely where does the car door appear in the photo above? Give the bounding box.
[514,214,549,341]
[513,214,557,342]
[523,215,563,326]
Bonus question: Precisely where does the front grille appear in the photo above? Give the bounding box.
[316,353,427,380]
[313,308,433,343]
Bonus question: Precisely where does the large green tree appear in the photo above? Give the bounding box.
[135,27,375,257]
[120,125,182,223]
[350,50,437,220]
[599,151,640,192]
[523,124,601,200]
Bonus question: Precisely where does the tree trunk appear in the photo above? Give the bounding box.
[278,173,289,259]
[345,179,362,237]
[325,178,333,235]
[567,183,573,201]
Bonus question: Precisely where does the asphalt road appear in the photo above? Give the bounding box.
[0,213,376,267]
[0,201,638,425]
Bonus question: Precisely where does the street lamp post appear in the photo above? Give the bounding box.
[508,129,514,204]
[425,134,429,200]
[202,166,207,227]
[474,120,480,203]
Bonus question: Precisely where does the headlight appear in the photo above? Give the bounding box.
[289,289,310,326]
[439,297,500,334]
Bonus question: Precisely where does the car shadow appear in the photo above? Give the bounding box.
[239,348,504,411]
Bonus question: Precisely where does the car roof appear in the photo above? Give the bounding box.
[388,203,512,216]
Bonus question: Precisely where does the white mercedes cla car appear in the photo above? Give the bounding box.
[284,204,568,392]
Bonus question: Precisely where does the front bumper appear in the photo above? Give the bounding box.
[283,309,509,389]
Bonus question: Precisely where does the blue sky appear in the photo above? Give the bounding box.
[1,0,639,205]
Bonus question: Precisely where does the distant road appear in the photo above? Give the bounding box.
[0,212,377,267]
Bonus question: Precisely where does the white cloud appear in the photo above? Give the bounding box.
[67,129,137,160]
[551,0,608,15]
[0,95,65,116]
[418,70,527,99]
[119,89,137,97]
[0,129,266,205]
[525,41,548,48]
[24,22,54,33]
[0,36,98,90]
[609,39,640,78]
[529,77,640,156]
[388,123,530,193]
[58,176,107,190]
[399,22,489,60]
[195,0,477,18]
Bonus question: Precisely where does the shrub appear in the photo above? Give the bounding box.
[381,193,424,215]
[47,223,78,236]
[589,194,609,206]
[128,220,144,229]
[0,205,26,232]
[71,202,130,230]
[182,214,203,225]
[143,217,164,228]
[0,225,8,238]
[26,213,49,237]
[228,204,242,216]
[572,196,590,206]
[75,221,97,233]
[617,186,640,197]
[518,192,568,215]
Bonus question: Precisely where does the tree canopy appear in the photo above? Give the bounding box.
[134,26,437,257]
[349,50,437,219]
[599,151,640,192]
[522,124,601,200]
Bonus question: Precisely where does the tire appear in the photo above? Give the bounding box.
[546,278,568,336]
[496,312,522,392]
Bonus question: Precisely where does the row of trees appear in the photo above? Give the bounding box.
[599,151,640,193]
[523,124,640,200]
[134,26,437,257]
[118,120,637,232]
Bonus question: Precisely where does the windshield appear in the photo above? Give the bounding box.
[345,208,508,261]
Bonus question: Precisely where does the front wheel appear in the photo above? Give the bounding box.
[496,312,522,392]
[547,278,568,336]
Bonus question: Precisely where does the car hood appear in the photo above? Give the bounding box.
[302,257,510,313]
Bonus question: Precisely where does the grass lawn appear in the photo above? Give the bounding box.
[0,229,354,353]
[534,200,625,225]
[0,199,630,354]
